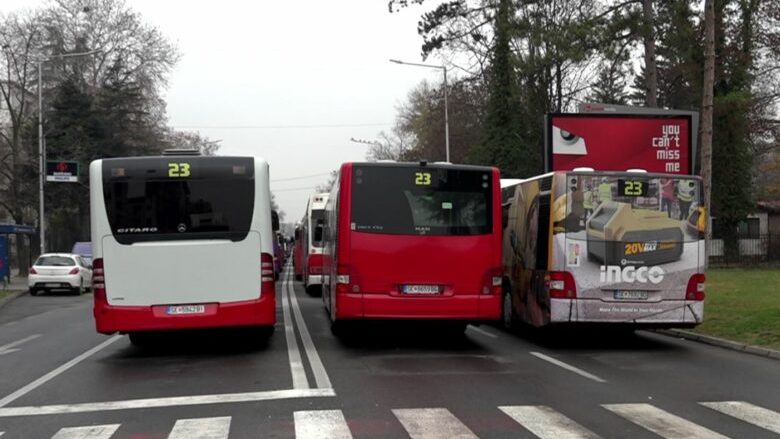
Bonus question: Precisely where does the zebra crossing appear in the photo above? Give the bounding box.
[1,400,778,438]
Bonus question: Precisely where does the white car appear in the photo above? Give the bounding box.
[28,253,92,296]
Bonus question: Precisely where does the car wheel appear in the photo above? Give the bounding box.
[73,281,84,296]
[29,288,38,296]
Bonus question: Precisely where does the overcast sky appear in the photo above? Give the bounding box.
[1,0,446,223]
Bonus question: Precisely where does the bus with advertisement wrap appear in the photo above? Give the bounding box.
[301,193,329,294]
[322,161,503,333]
[89,153,276,343]
[500,169,706,329]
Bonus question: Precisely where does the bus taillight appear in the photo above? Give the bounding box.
[483,268,503,295]
[686,273,706,301]
[336,265,351,294]
[547,271,577,299]
[261,253,275,294]
[92,258,108,309]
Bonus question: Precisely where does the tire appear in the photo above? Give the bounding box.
[73,281,84,296]
[29,288,38,296]
[502,289,517,331]
[305,285,321,297]
[295,274,303,281]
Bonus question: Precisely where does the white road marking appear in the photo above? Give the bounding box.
[499,405,602,438]
[0,334,41,356]
[701,401,780,434]
[288,274,332,389]
[0,388,335,417]
[467,325,498,338]
[393,408,478,439]
[50,424,120,439]
[529,352,607,383]
[281,269,310,390]
[294,410,353,439]
[0,335,122,408]
[603,403,729,439]
[167,416,231,439]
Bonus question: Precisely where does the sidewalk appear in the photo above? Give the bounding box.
[2,274,29,292]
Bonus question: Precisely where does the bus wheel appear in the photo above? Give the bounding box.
[295,274,303,281]
[330,320,346,337]
[502,290,517,331]
[305,285,321,297]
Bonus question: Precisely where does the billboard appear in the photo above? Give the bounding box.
[46,161,79,183]
[545,113,694,175]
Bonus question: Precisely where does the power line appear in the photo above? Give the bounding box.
[170,122,392,130]
[270,172,332,182]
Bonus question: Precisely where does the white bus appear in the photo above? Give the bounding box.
[301,193,329,295]
[90,153,276,342]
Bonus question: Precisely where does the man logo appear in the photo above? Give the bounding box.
[177,223,187,233]
[600,265,664,284]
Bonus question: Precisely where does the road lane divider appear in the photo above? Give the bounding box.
[499,405,602,438]
[0,335,122,408]
[393,408,478,439]
[167,416,231,439]
[50,424,119,439]
[700,401,780,434]
[287,271,332,389]
[467,325,498,339]
[529,352,607,383]
[0,334,41,356]
[281,267,310,390]
[294,410,353,439]
[603,403,728,439]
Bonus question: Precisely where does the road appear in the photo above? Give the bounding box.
[0,266,778,438]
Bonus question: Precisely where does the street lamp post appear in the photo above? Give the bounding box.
[389,59,450,163]
[36,50,100,254]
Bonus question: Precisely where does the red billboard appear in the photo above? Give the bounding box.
[546,114,693,175]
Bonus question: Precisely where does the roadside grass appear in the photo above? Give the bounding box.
[694,269,780,350]
[0,290,11,301]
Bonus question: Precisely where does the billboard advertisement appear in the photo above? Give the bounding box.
[46,161,79,183]
[545,113,694,175]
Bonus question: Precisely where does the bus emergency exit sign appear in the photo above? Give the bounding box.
[46,161,79,182]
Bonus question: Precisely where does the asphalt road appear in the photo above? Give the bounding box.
[0,266,778,438]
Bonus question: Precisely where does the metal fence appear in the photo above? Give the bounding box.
[709,234,780,265]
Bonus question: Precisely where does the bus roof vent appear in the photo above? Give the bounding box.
[626,168,647,173]
[432,161,452,165]
[573,167,594,172]
[163,148,201,156]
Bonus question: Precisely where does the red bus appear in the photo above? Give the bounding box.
[322,162,502,333]
[293,223,304,281]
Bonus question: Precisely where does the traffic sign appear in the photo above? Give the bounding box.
[46,161,79,182]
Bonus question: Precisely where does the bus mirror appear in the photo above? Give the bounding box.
[314,224,324,242]
[271,210,280,232]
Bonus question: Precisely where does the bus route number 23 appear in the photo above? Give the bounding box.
[168,162,191,178]
[415,172,431,186]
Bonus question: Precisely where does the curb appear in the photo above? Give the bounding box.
[656,329,780,361]
[0,289,28,310]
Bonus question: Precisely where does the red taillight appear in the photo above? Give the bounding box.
[335,265,351,294]
[686,273,706,301]
[69,267,80,275]
[482,267,503,295]
[92,258,107,309]
[261,253,275,294]
[29,267,37,275]
[547,271,577,299]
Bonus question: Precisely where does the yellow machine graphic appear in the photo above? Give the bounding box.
[586,201,683,266]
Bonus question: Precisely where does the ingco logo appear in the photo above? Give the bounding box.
[600,265,665,284]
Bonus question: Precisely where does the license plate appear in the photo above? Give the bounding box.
[402,284,440,294]
[46,283,60,287]
[166,305,206,315]
[614,290,649,300]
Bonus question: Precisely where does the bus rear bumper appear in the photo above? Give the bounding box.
[550,298,704,326]
[94,295,276,334]
[335,292,501,321]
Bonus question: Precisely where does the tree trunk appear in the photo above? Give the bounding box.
[701,0,715,257]
[642,0,658,107]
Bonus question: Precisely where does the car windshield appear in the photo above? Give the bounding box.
[35,256,76,267]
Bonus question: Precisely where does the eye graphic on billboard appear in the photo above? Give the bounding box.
[546,114,693,175]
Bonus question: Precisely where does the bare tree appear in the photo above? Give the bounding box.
[166,130,221,156]
[366,126,415,161]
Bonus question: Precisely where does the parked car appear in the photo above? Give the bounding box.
[28,253,92,296]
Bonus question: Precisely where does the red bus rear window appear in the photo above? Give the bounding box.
[351,164,492,236]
